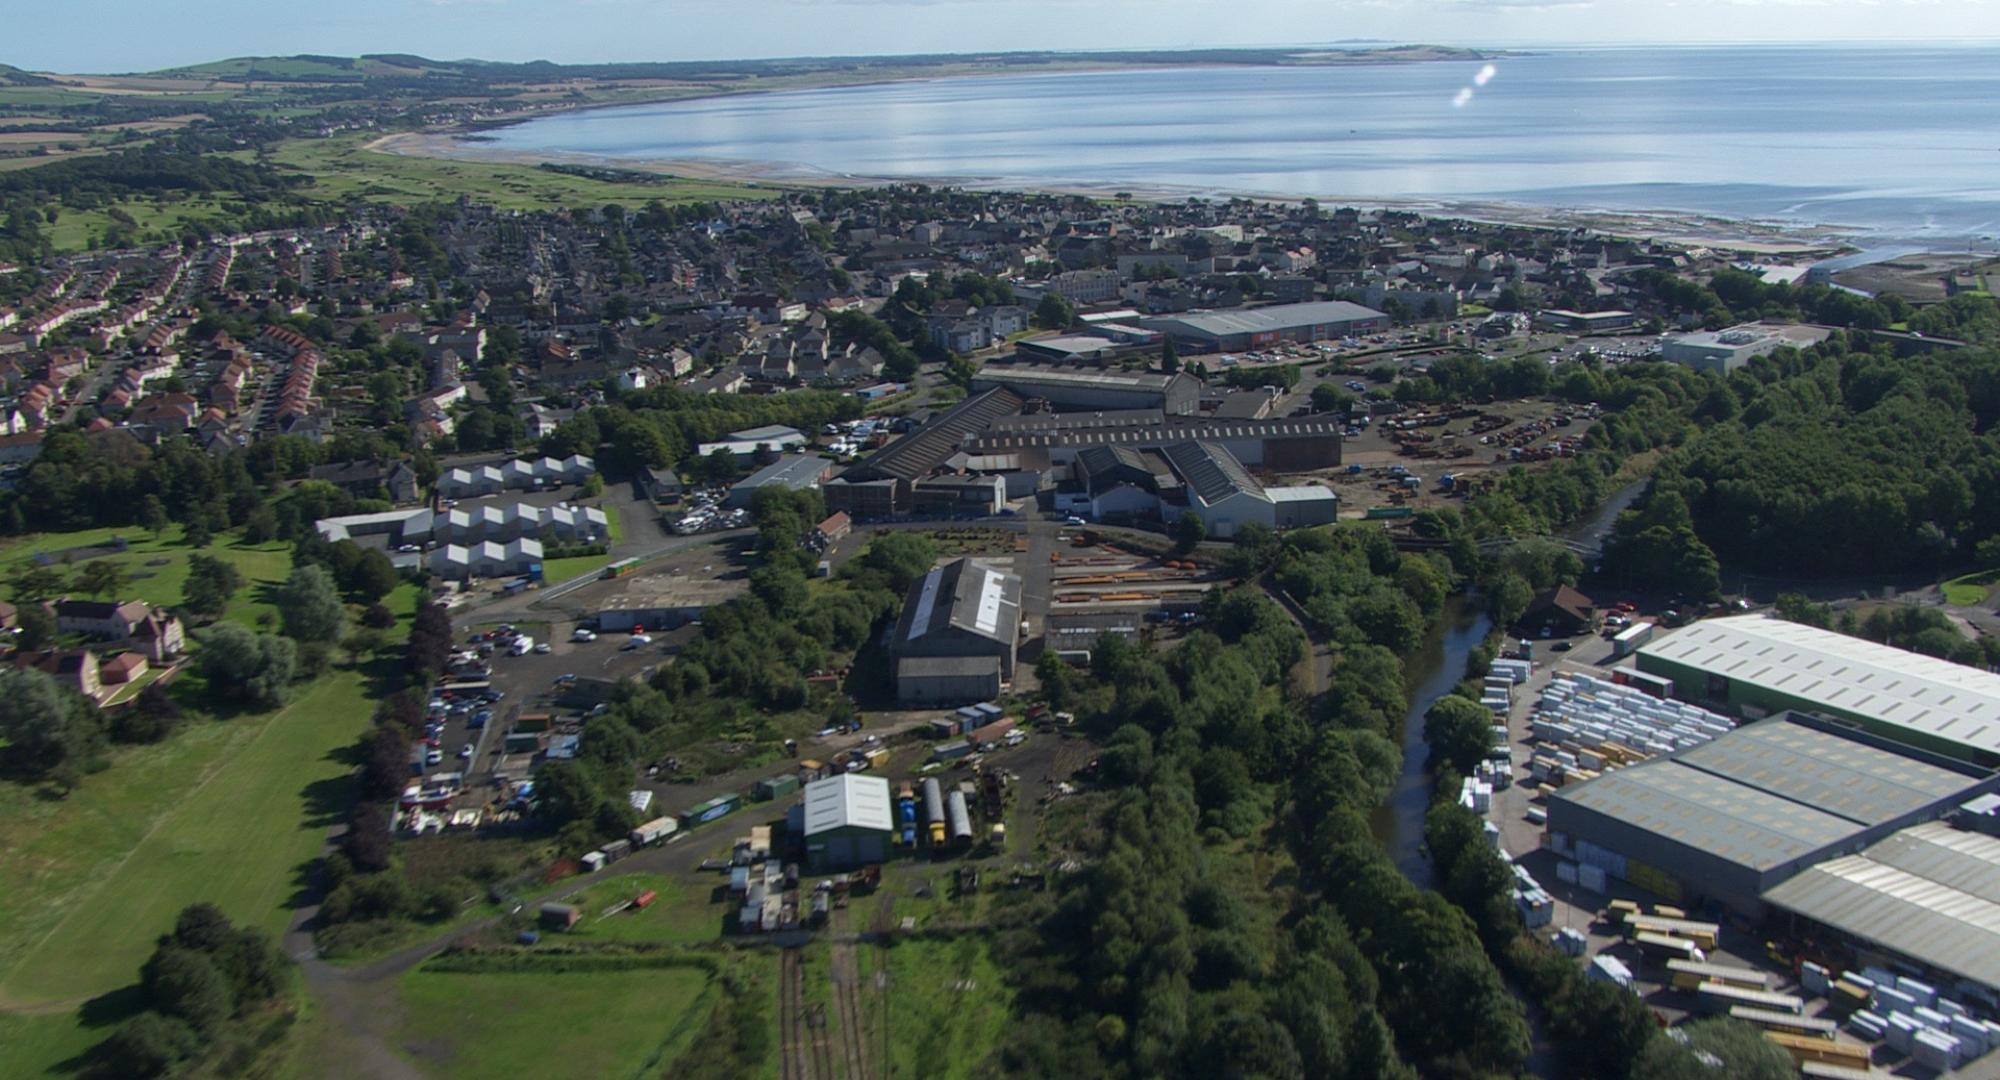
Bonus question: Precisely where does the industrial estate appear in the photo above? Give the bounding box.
[1,30,1999,1080]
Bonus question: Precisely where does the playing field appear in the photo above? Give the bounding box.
[0,524,293,629]
[394,965,714,1080]
[0,671,377,1008]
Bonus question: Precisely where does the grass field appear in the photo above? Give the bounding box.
[1943,568,2000,606]
[0,524,293,629]
[394,965,713,1079]
[540,872,725,946]
[880,937,1010,1080]
[42,195,240,253]
[260,135,773,211]
[0,670,378,1009]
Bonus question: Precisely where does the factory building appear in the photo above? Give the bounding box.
[438,455,594,498]
[695,424,808,460]
[1157,440,1339,538]
[1534,309,1638,333]
[800,773,895,871]
[721,453,833,510]
[316,502,609,547]
[969,365,1200,415]
[427,538,544,581]
[1137,300,1389,351]
[889,558,1022,704]
[1763,821,2000,998]
[822,388,1023,517]
[1636,616,2000,766]
[1546,714,1996,916]
[974,411,1343,472]
[1660,322,1832,373]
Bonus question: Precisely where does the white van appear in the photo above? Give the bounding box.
[509,636,535,656]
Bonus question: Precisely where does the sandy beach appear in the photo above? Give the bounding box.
[370,129,1857,257]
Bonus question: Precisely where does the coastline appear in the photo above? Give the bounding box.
[368,129,1858,256]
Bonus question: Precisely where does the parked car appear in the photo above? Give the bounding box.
[621,634,653,650]
[1064,515,1086,526]
[458,744,475,759]
[571,628,597,643]
[533,643,552,654]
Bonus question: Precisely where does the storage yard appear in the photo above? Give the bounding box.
[1464,609,2000,1076]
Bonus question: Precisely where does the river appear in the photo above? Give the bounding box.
[1369,477,1650,884]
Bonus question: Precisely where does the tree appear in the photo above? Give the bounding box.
[139,495,169,538]
[0,666,105,776]
[339,547,399,603]
[275,564,344,643]
[1036,648,1073,710]
[406,603,453,678]
[141,946,233,1035]
[1033,292,1076,331]
[182,553,244,619]
[183,517,211,548]
[112,682,184,744]
[195,624,297,708]
[96,1012,200,1079]
[1424,695,1495,775]
[9,564,66,604]
[580,473,605,498]
[342,627,388,667]
[1160,337,1180,374]
[14,600,55,650]
[75,559,127,599]
[1632,1018,1795,1080]
[361,602,396,629]
[534,759,603,831]
[1174,512,1207,554]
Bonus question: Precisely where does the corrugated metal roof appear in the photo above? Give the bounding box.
[1162,439,1262,505]
[1674,720,1980,826]
[1143,300,1386,337]
[1763,823,2000,991]
[802,774,894,836]
[890,558,1021,647]
[846,387,1023,483]
[1557,759,1861,871]
[1639,616,2000,757]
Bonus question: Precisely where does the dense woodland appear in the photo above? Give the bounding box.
[1609,331,2000,583]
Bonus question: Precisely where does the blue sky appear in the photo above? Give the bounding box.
[11,0,1997,73]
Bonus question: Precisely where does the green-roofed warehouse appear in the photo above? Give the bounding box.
[1635,615,2000,767]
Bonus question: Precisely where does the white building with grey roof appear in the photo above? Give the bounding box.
[889,558,1022,704]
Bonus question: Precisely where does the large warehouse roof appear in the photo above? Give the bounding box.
[1557,758,1861,872]
[1146,300,1386,336]
[1763,823,2000,992]
[1639,616,2000,758]
[972,366,1189,392]
[1163,439,1262,504]
[891,558,1022,647]
[1552,716,1991,872]
[802,774,894,836]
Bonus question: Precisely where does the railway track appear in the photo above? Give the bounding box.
[780,948,808,1080]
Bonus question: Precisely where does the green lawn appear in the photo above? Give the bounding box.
[542,873,724,946]
[0,671,377,1009]
[1943,568,2000,606]
[0,524,293,629]
[41,195,239,253]
[881,937,1011,1080]
[395,965,713,1080]
[0,1005,126,1080]
[261,135,774,211]
[540,553,612,587]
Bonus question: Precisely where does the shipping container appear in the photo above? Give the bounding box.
[752,774,801,801]
[633,889,658,909]
[630,816,679,846]
[682,793,742,826]
[931,740,973,761]
[922,777,947,845]
[1767,1033,1870,1070]
[581,851,606,872]
[1633,931,1701,963]
[601,839,632,863]
[1626,915,1719,949]
[1612,621,1655,657]
[539,902,580,929]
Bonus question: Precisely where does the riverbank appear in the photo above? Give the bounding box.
[369,129,1853,256]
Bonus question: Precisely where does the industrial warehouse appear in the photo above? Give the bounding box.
[968,364,1201,414]
[1135,299,1389,351]
[888,558,1023,704]
[1634,615,2000,766]
[1520,610,2000,1024]
[1545,713,1997,916]
[820,377,1343,517]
